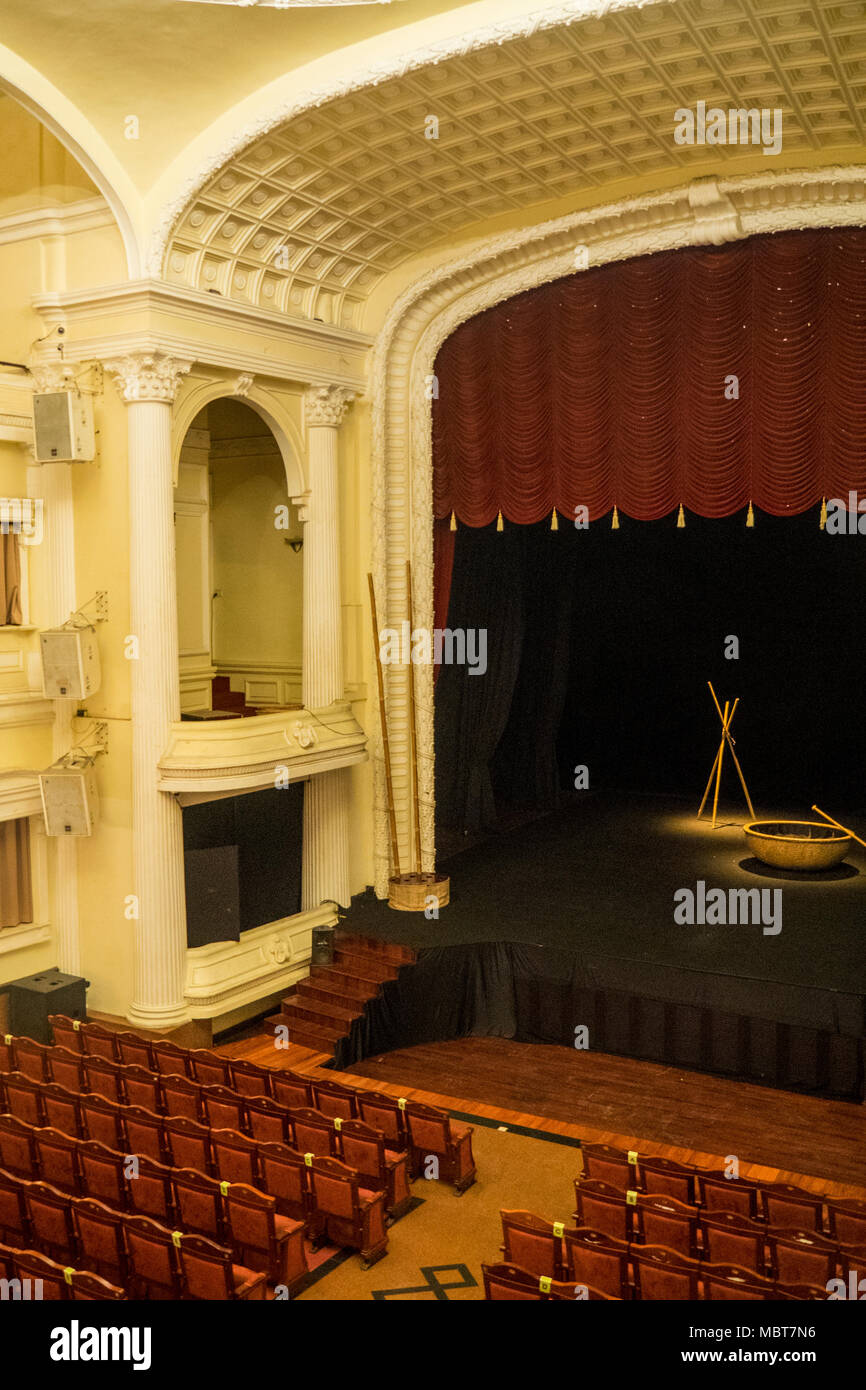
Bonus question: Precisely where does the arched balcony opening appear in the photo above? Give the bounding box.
[175,396,303,719]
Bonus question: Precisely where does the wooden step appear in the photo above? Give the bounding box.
[332,947,402,983]
[334,931,416,966]
[282,995,361,1030]
[295,977,373,1010]
[307,966,377,1002]
[283,1017,346,1054]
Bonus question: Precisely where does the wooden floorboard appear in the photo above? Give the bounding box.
[220,1033,866,1200]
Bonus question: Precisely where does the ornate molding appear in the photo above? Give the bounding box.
[29,361,78,395]
[303,385,355,429]
[234,372,255,398]
[105,351,193,404]
[369,164,866,896]
[687,177,741,246]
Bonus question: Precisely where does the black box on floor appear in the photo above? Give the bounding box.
[3,967,89,1043]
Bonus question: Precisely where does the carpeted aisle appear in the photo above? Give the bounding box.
[297,1116,581,1300]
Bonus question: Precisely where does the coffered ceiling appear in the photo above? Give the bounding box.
[163,0,866,328]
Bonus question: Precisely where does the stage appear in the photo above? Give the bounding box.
[337,793,866,1100]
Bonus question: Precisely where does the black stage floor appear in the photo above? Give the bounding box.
[338,794,866,1099]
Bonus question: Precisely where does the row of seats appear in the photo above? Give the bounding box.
[573,1179,866,1276]
[0,1073,411,1220]
[482,1252,826,1302]
[483,1263,620,1300]
[0,1240,126,1301]
[12,1020,477,1193]
[0,1112,387,1276]
[579,1141,864,1240]
[503,1207,865,1293]
[0,1173,268,1300]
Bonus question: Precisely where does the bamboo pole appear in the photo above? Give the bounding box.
[367,573,400,878]
[698,745,722,818]
[812,805,866,851]
[406,561,422,874]
[711,700,728,828]
[698,696,737,817]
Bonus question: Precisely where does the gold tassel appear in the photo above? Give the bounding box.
[746,501,755,528]
[449,510,457,532]
[677,503,686,529]
[611,505,620,531]
[496,509,504,532]
[819,497,827,530]
[550,507,559,531]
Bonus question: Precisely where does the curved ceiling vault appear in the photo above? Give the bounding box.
[162,0,866,331]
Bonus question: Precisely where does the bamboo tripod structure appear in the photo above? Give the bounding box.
[367,569,450,911]
[698,682,755,827]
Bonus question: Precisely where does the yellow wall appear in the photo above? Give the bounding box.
[209,401,304,681]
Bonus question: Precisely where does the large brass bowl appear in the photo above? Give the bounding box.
[743,820,851,871]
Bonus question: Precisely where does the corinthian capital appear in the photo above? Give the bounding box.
[105,352,193,404]
[304,385,355,429]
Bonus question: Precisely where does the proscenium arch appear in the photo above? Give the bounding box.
[0,47,143,276]
[369,164,866,897]
[172,377,307,501]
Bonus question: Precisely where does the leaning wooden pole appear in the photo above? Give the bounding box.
[812,805,866,852]
[367,572,400,879]
[405,561,423,874]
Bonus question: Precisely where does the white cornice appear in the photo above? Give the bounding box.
[31,279,373,351]
[0,197,114,248]
[0,772,44,819]
[30,279,371,389]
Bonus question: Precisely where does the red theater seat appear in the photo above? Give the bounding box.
[632,1244,701,1300]
[404,1101,475,1194]
[81,1022,121,1063]
[339,1117,412,1219]
[124,1214,184,1299]
[563,1227,631,1300]
[72,1197,129,1285]
[178,1231,267,1301]
[225,1181,308,1292]
[305,1154,387,1269]
[500,1209,567,1280]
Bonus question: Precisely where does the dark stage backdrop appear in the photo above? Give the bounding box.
[182,784,304,947]
[435,510,866,829]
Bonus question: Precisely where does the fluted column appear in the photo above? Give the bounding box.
[106,352,192,1028]
[28,452,80,974]
[300,386,353,910]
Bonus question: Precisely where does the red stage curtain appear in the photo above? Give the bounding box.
[432,228,866,527]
